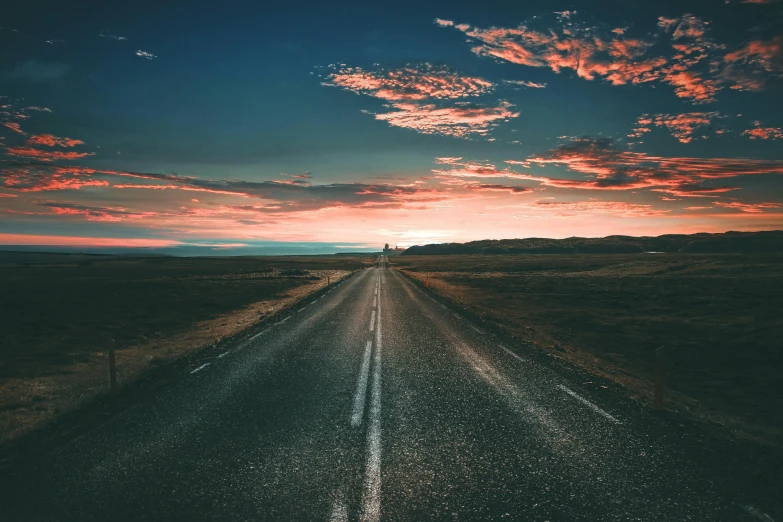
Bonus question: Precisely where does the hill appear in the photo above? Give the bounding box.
[401,231,783,255]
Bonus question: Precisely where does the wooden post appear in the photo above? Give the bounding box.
[109,338,117,393]
[654,346,665,411]
[426,274,429,288]
[327,273,331,285]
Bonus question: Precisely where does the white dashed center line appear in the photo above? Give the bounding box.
[498,344,527,364]
[362,276,383,522]
[217,351,230,359]
[351,340,373,427]
[743,505,777,522]
[557,384,620,424]
[190,363,210,374]
[369,310,376,331]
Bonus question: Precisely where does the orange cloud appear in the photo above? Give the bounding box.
[0,233,180,247]
[508,137,783,196]
[713,201,783,213]
[534,199,670,217]
[631,112,722,143]
[743,121,783,140]
[2,122,26,135]
[373,101,518,138]
[323,63,494,101]
[437,12,779,104]
[26,134,85,147]
[5,147,94,162]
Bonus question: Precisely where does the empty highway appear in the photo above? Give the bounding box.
[1,257,776,521]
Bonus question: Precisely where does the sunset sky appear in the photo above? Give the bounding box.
[1,0,782,253]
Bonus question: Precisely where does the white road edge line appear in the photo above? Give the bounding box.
[249,331,265,342]
[743,505,777,522]
[470,325,483,334]
[278,316,291,324]
[298,306,307,312]
[557,384,620,424]
[217,351,230,358]
[190,363,210,374]
[329,499,348,522]
[351,340,373,427]
[499,344,527,364]
[369,310,376,331]
[361,276,382,522]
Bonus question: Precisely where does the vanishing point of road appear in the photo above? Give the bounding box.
[1,257,777,521]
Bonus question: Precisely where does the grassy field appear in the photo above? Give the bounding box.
[0,253,374,444]
[390,253,783,446]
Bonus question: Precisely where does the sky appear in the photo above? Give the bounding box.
[1,0,782,253]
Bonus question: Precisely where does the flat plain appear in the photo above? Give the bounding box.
[390,253,783,446]
[0,252,374,444]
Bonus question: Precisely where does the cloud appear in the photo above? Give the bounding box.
[743,121,783,139]
[436,12,780,104]
[7,60,72,82]
[503,79,547,88]
[136,50,157,60]
[534,199,670,217]
[4,147,94,162]
[320,63,516,139]
[465,183,532,194]
[0,234,181,247]
[37,202,159,222]
[433,158,529,180]
[2,122,26,135]
[0,162,456,211]
[508,136,783,196]
[322,63,494,101]
[27,134,85,147]
[713,201,783,212]
[371,101,519,138]
[99,32,127,41]
[630,112,723,143]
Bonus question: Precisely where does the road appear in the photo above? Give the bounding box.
[1,256,776,521]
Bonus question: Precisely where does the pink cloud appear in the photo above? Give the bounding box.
[323,63,494,101]
[534,199,670,217]
[507,137,783,196]
[320,63,516,138]
[713,201,783,212]
[467,183,532,194]
[39,202,163,222]
[5,146,94,162]
[0,233,180,247]
[26,134,85,147]
[437,12,779,104]
[2,122,26,135]
[504,79,547,88]
[372,101,518,138]
[631,112,722,143]
[743,121,783,139]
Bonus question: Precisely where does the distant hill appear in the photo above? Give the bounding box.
[401,231,783,255]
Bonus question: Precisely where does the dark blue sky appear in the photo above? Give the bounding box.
[1,0,782,251]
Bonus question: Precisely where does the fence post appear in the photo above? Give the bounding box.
[109,338,117,393]
[654,346,665,411]
[327,273,331,285]
[426,275,429,288]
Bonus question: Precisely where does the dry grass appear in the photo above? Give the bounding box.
[390,253,783,446]
[0,254,373,444]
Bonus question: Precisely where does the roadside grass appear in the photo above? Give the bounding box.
[390,253,783,446]
[0,254,374,445]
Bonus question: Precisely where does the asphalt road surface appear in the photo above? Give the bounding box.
[1,257,777,521]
